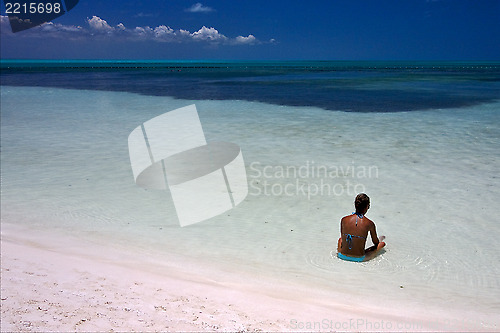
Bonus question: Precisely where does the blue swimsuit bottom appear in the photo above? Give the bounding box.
[337,252,366,262]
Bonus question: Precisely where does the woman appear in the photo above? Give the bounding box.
[337,193,386,262]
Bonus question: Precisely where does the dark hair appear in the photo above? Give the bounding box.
[354,193,370,214]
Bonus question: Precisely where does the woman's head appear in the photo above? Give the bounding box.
[354,193,370,214]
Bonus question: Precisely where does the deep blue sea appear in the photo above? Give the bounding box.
[1,60,499,112]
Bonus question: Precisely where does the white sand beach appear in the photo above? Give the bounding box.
[0,223,398,332]
[1,223,495,332]
[1,223,297,332]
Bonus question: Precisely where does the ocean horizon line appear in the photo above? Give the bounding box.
[1,59,499,70]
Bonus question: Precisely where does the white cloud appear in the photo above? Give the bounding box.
[0,15,269,46]
[179,29,191,37]
[0,15,33,33]
[40,22,83,33]
[186,3,214,13]
[87,15,113,33]
[1,15,84,37]
[191,26,226,41]
[1,15,12,34]
[234,34,257,45]
[154,25,175,38]
[133,26,153,36]
[134,12,156,18]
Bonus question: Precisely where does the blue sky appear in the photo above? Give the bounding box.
[1,0,499,60]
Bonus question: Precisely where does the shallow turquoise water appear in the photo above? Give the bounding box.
[1,85,499,328]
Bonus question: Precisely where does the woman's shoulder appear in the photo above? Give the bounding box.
[363,216,375,226]
[341,214,353,222]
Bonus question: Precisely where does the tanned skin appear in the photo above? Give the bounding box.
[337,203,385,260]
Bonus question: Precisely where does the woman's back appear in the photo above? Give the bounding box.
[340,214,371,256]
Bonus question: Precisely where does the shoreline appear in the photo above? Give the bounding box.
[1,223,495,332]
